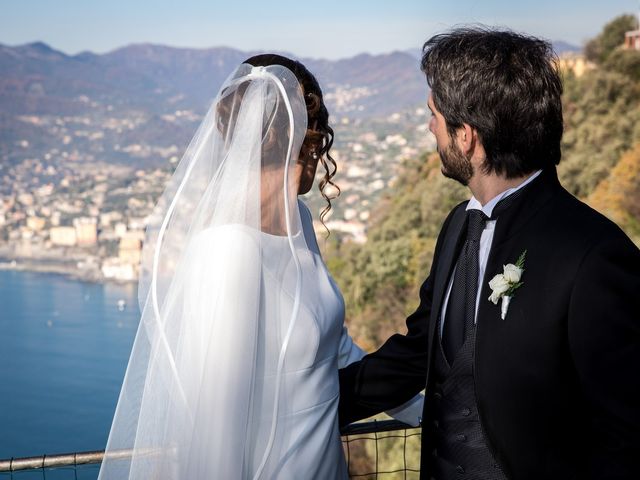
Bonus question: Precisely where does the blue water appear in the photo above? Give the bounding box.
[0,270,140,476]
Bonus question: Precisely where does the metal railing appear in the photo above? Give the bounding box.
[0,420,420,479]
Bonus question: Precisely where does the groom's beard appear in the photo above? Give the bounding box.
[438,140,474,186]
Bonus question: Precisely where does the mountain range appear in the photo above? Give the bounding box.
[0,42,429,119]
[0,40,581,120]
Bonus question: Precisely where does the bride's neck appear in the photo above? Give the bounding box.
[260,169,296,235]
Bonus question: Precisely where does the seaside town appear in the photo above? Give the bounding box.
[0,94,435,282]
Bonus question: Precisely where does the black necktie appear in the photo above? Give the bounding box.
[441,185,529,362]
[442,209,488,361]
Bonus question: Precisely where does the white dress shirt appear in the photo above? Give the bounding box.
[439,170,542,337]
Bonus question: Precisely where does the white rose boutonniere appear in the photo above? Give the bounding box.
[488,250,526,320]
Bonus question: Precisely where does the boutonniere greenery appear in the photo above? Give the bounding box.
[488,250,527,320]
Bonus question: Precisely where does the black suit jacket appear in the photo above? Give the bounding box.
[339,168,640,479]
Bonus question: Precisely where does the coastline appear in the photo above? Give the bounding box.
[0,258,135,284]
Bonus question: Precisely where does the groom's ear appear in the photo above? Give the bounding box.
[455,123,477,155]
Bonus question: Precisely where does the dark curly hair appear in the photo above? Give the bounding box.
[244,53,339,227]
[421,27,564,178]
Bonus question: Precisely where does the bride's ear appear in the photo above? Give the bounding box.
[297,150,319,195]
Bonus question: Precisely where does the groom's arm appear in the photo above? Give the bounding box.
[338,204,462,426]
[338,273,433,426]
[568,230,640,477]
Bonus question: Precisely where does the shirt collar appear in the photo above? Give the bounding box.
[466,170,543,217]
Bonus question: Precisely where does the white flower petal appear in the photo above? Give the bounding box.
[488,290,501,304]
[503,263,523,283]
[488,273,509,295]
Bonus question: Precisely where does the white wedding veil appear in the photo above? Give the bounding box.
[98,63,309,479]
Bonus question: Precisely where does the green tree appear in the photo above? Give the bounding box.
[585,14,638,63]
[604,48,640,81]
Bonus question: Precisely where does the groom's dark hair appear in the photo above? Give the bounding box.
[421,27,563,178]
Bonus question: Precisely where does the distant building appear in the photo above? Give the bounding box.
[114,222,128,238]
[2,197,15,210]
[50,226,77,246]
[35,184,54,197]
[625,12,640,50]
[128,217,147,230]
[73,217,98,246]
[100,211,123,227]
[325,220,367,244]
[101,258,137,282]
[17,193,34,206]
[624,30,640,50]
[26,216,46,232]
[559,53,595,78]
[118,232,143,265]
[344,208,358,221]
[51,212,61,226]
[20,228,34,240]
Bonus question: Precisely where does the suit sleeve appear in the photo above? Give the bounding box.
[338,206,460,427]
[568,232,640,478]
[337,324,424,426]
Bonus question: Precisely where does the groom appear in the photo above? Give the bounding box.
[339,28,640,479]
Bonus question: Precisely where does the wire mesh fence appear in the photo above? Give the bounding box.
[342,420,421,479]
[0,463,100,480]
[0,420,421,479]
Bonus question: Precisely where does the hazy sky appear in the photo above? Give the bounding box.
[2,0,639,59]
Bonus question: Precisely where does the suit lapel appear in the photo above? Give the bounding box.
[426,204,468,377]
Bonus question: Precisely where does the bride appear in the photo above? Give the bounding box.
[98,54,422,479]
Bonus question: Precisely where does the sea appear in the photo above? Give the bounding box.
[0,270,140,479]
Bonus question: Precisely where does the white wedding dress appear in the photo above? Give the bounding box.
[185,200,362,478]
[181,200,422,479]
